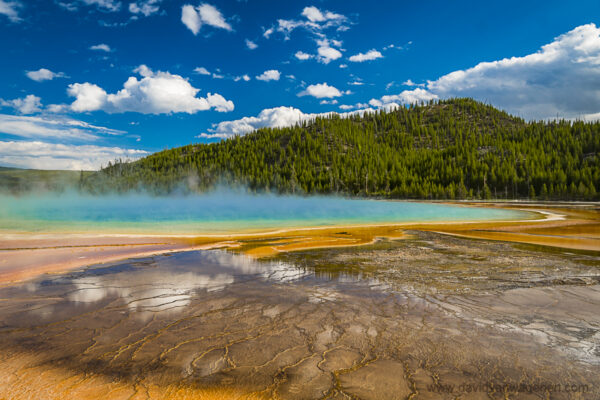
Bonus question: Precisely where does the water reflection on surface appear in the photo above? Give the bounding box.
[1,235,599,400]
[17,251,318,321]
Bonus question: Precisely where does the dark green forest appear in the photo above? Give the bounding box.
[83,98,600,200]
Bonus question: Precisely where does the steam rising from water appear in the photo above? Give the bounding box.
[0,190,528,234]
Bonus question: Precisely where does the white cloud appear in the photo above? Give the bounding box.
[298,83,344,99]
[234,74,251,82]
[320,99,338,105]
[197,3,231,30]
[46,104,69,113]
[0,0,22,22]
[316,39,342,64]
[348,49,383,62]
[255,69,280,81]
[181,4,201,34]
[338,102,369,111]
[263,27,273,39]
[0,114,125,141]
[1,95,42,114]
[266,6,347,65]
[294,50,313,60]
[348,80,363,86]
[68,65,234,114]
[81,0,121,12]
[339,64,347,69]
[245,39,258,50]
[369,88,438,108]
[193,66,211,75]
[128,0,161,17]
[301,6,344,23]
[90,43,112,52]
[373,24,600,120]
[25,68,67,82]
[203,105,376,139]
[401,79,424,87]
[0,141,147,170]
[273,6,347,38]
[181,3,231,35]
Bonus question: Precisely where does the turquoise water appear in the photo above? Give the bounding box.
[0,192,531,234]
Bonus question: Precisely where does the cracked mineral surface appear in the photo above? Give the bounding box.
[0,232,599,399]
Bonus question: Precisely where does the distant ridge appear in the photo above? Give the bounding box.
[76,98,599,200]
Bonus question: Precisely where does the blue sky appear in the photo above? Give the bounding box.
[1,0,600,169]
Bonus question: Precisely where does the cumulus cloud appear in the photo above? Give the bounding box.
[0,0,22,22]
[300,5,344,23]
[369,88,438,108]
[181,2,232,35]
[128,0,161,17]
[245,39,257,50]
[68,65,234,114]
[25,68,67,82]
[294,51,313,60]
[201,105,376,139]
[298,83,344,99]
[90,43,112,52]
[371,24,600,120]
[316,39,342,64]
[0,114,125,140]
[348,49,383,62]
[255,69,280,81]
[0,95,42,114]
[0,140,147,170]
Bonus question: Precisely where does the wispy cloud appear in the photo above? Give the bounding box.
[1,95,42,114]
[245,39,258,50]
[89,43,112,52]
[0,0,22,22]
[0,140,147,170]
[128,0,162,17]
[0,114,126,141]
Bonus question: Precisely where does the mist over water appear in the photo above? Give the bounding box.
[0,190,529,234]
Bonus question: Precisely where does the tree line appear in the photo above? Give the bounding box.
[84,98,600,200]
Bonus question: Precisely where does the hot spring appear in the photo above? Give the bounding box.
[0,191,532,234]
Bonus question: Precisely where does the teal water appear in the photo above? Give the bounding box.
[0,192,531,234]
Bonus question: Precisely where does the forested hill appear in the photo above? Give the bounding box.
[83,98,600,200]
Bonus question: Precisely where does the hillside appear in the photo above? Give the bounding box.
[83,98,599,200]
[0,167,92,194]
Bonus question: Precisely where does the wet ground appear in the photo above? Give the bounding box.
[0,232,599,399]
